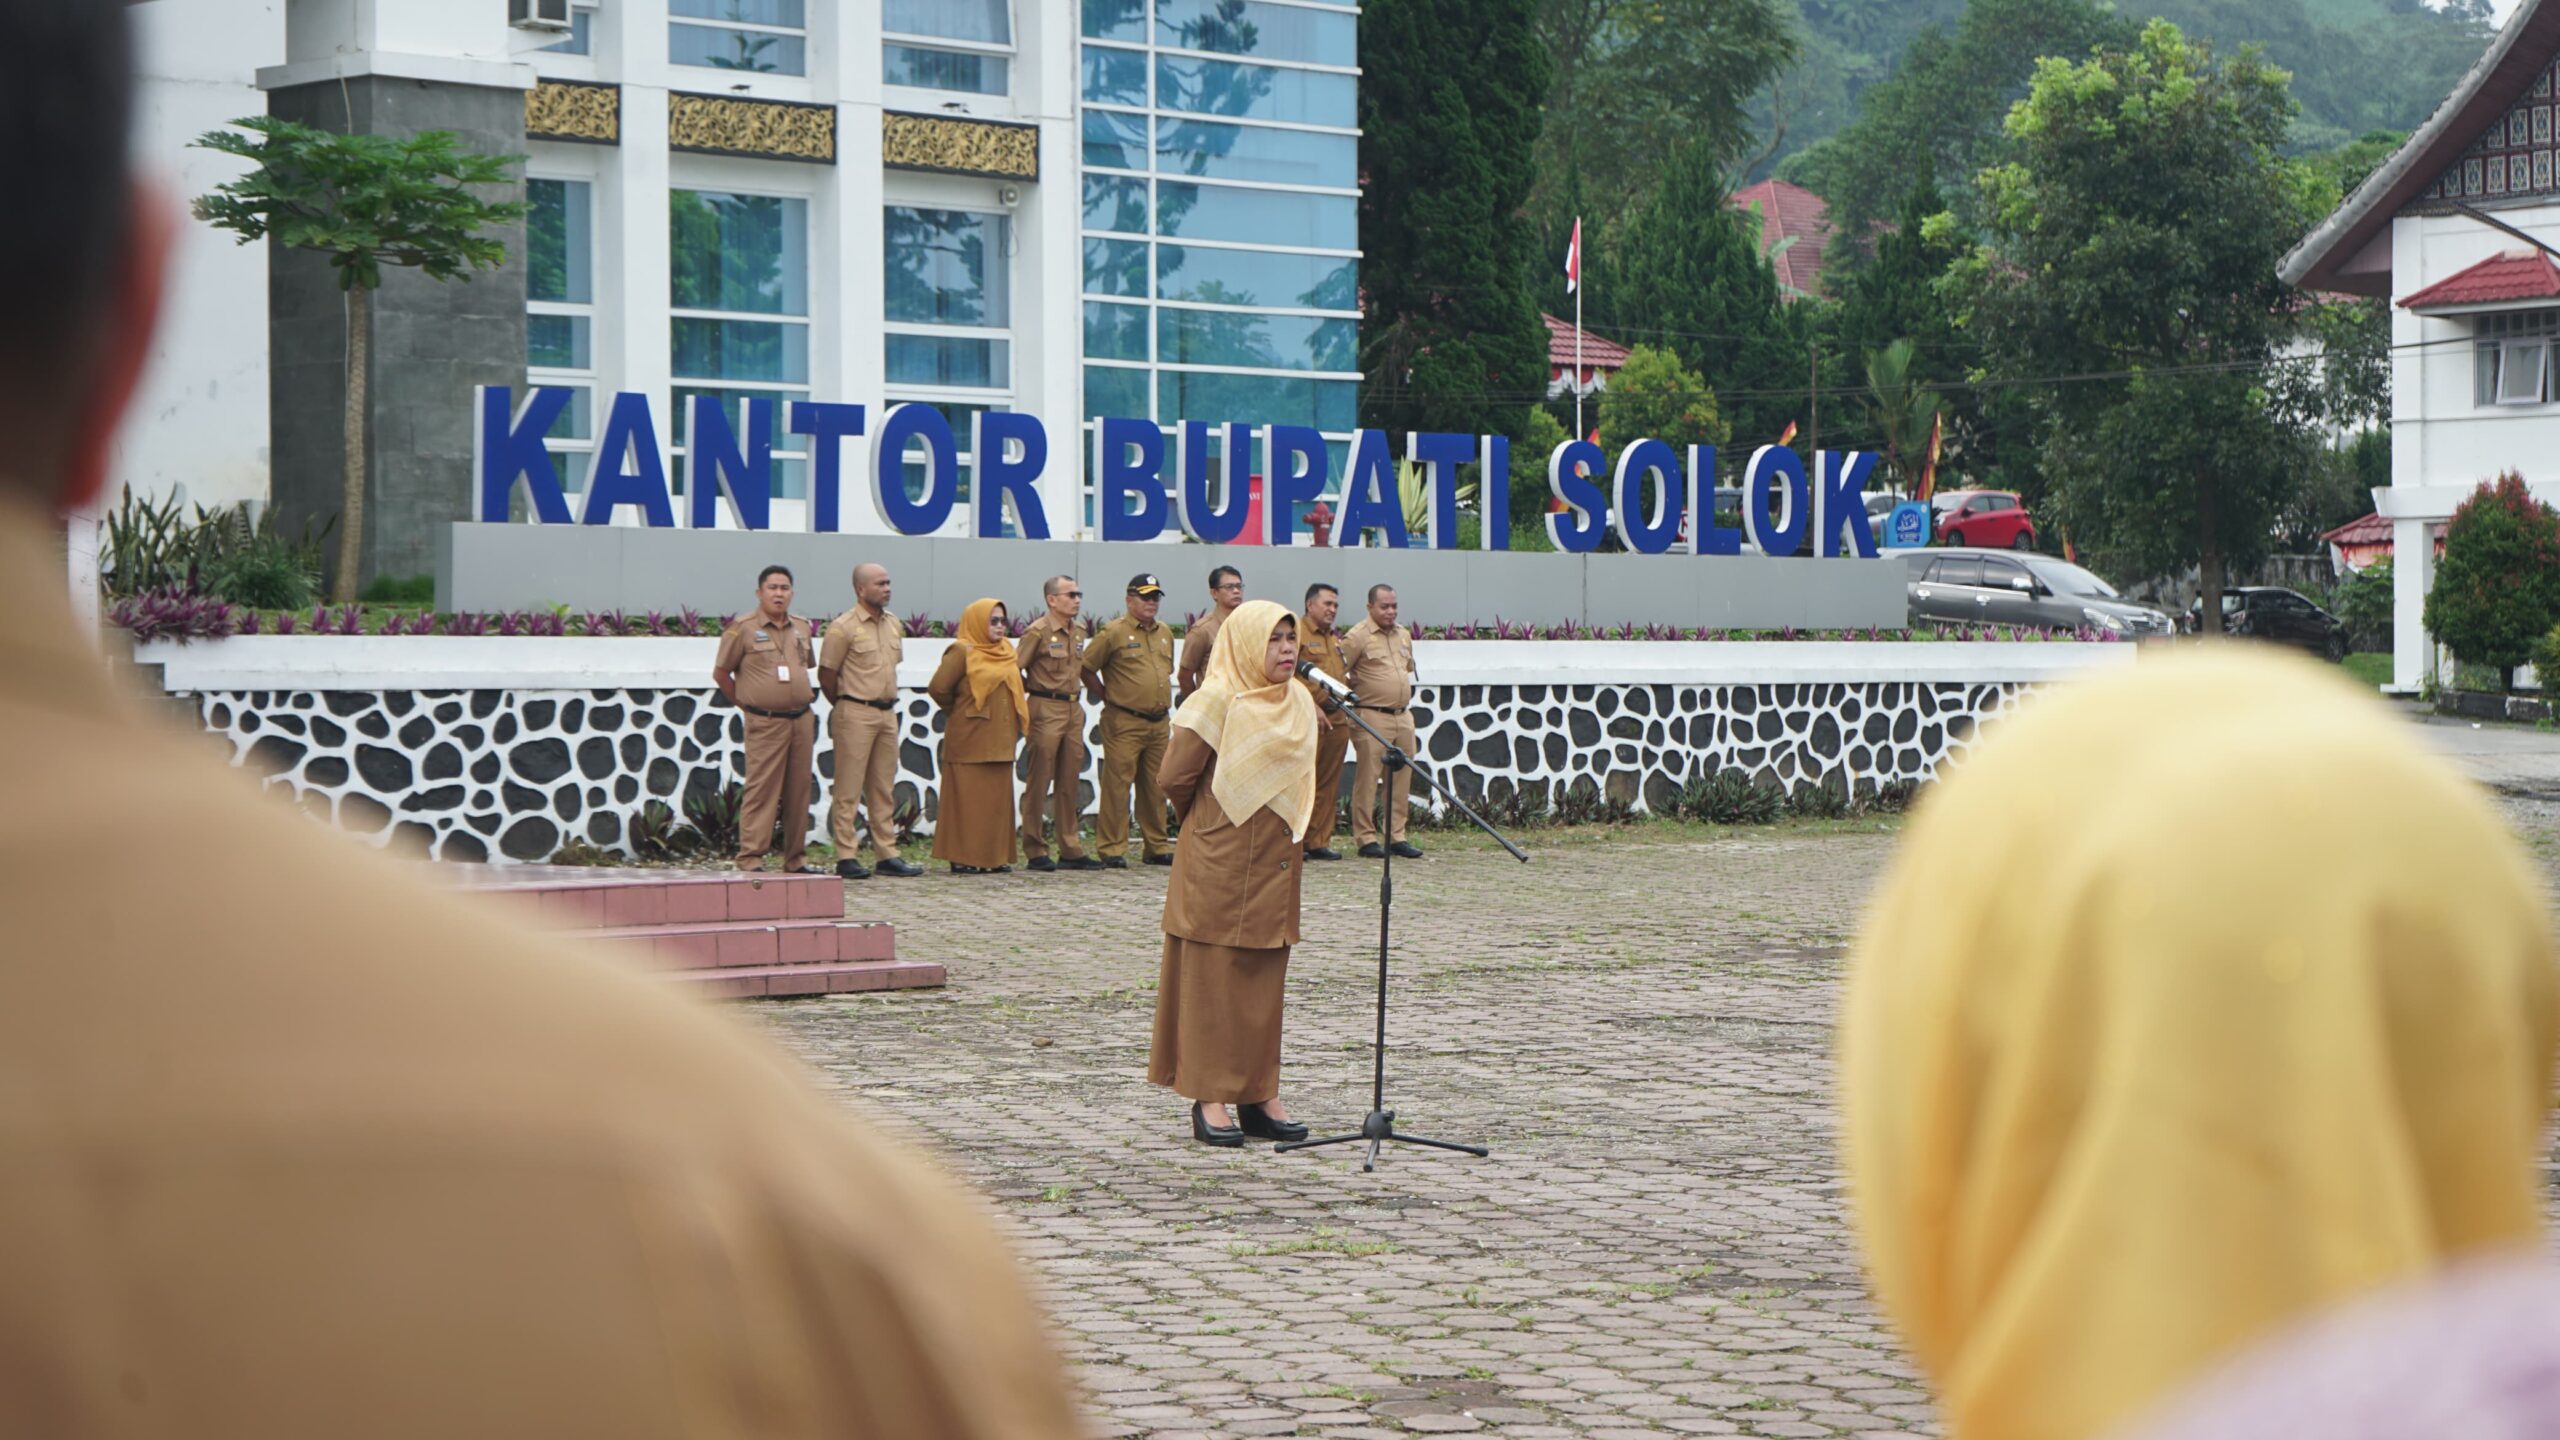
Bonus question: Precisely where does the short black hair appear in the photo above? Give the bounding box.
[758,564,794,587]
[1208,565,1242,590]
[1367,583,1397,605]
[1305,582,1338,606]
[0,2,135,440]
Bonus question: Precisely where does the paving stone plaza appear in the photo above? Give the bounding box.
[732,790,2560,1440]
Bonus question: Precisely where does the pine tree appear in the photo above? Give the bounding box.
[1601,138,1807,447]
[1359,0,1552,447]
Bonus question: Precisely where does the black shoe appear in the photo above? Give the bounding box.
[1191,1103,1245,1148]
[874,857,923,878]
[1028,855,1057,873]
[1389,841,1424,859]
[1144,852,1174,866]
[1358,843,1385,859]
[1304,847,1342,862]
[1061,855,1103,871]
[1236,1102,1308,1143]
[1101,855,1129,869]
[835,859,871,879]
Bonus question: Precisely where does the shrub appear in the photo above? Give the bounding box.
[110,587,238,642]
[682,782,745,857]
[359,573,435,605]
[2332,558,2394,654]
[1684,769,1785,825]
[2425,473,2560,692]
[204,534,319,610]
[2533,624,2560,695]
[1787,775,1852,820]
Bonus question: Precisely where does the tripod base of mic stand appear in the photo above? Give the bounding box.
[1274,1108,1489,1172]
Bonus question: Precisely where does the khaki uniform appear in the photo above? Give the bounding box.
[820,603,904,862]
[715,611,818,870]
[1147,727,1315,1104]
[1016,612,1088,861]
[1081,613,1176,860]
[1296,619,1353,852]
[926,646,1022,869]
[1343,616,1420,846]
[1177,606,1228,698]
[0,492,1081,1440]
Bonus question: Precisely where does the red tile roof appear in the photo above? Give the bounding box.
[2321,512,2394,547]
[1730,179,1835,301]
[1543,312,1632,372]
[2399,249,2560,311]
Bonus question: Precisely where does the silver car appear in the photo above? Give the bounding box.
[1905,548,2175,637]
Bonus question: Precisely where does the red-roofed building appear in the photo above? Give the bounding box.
[1545,312,1633,402]
[2320,512,2399,572]
[1730,179,1836,301]
[2282,0,2560,692]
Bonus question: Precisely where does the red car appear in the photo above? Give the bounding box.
[1934,490,2037,550]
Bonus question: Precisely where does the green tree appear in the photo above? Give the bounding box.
[1597,345,1730,457]
[1599,138,1809,446]
[1360,0,1552,449]
[193,117,522,602]
[1952,21,2332,632]
[2427,475,2560,694]
[1859,341,1940,494]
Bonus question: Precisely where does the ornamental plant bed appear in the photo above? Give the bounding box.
[113,594,2128,648]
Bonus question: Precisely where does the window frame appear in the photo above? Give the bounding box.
[668,0,809,78]
[667,184,815,506]
[525,174,598,497]
[2476,310,2560,408]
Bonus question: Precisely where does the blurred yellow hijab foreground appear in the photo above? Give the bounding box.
[1843,650,2557,1440]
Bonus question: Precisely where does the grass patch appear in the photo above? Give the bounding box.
[1227,1225,1400,1258]
[2341,652,2391,690]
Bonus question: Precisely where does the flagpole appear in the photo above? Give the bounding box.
[1574,272,1584,440]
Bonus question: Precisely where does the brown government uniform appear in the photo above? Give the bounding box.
[927,645,1021,869]
[1343,615,1421,846]
[1177,605,1229,696]
[1296,615,1352,852]
[820,601,905,863]
[1147,727,1317,1105]
[714,609,818,870]
[1081,612,1176,861]
[0,492,1080,1440]
[1016,611,1089,863]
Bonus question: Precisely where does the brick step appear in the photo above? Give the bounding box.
[669,959,948,1000]
[451,868,844,928]
[577,919,895,971]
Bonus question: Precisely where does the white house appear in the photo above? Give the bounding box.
[2282,0,2560,693]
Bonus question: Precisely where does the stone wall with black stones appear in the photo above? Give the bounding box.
[178,679,2029,863]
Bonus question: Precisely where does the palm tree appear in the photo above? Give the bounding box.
[1861,339,1940,495]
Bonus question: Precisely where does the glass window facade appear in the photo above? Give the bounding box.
[883,0,1013,95]
[670,0,808,77]
[670,190,811,499]
[1078,0,1360,510]
[527,178,596,493]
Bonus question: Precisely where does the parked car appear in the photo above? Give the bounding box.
[2183,586,2349,661]
[1905,548,2176,637]
[1933,489,2037,550]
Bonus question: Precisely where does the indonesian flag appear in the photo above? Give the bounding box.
[1915,412,1945,503]
[1564,218,1582,294]
[1776,421,1798,448]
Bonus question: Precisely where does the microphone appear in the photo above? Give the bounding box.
[1295,659,1355,703]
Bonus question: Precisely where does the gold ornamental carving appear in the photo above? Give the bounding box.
[882,111,1039,182]
[524,80,619,145]
[667,93,836,164]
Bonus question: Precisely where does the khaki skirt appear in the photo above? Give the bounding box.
[932,758,1017,868]
[1148,935,1290,1104]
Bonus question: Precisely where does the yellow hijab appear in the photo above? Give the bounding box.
[1171,599,1320,840]
[954,597,1026,728]
[1843,650,2557,1440]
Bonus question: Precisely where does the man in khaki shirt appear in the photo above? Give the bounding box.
[1176,563,1244,702]
[0,9,1079,1436]
[1017,575,1100,871]
[1080,573,1177,866]
[1296,581,1352,862]
[712,565,820,873]
[1343,583,1425,858]
[819,562,922,878]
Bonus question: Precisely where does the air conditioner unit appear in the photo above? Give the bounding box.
[509,0,572,33]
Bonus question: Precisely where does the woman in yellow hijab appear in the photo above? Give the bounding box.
[1843,649,2556,1440]
[1148,599,1321,1146]
[927,598,1028,875]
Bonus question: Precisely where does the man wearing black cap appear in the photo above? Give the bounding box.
[1080,574,1177,867]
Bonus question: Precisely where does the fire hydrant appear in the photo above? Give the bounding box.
[1309,500,1335,547]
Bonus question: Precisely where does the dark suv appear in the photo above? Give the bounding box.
[1905,548,2176,637]
[2184,587,2348,660]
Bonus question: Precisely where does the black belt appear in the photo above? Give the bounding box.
[739,702,812,720]
[1357,705,1407,716]
[840,696,894,711]
[1029,689,1078,703]
[1108,702,1169,722]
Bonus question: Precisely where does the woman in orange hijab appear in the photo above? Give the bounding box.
[1149,600,1321,1147]
[1842,650,2556,1440]
[927,598,1028,875]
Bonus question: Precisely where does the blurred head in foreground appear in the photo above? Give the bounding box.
[1843,650,2558,1440]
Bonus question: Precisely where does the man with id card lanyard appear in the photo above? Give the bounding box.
[713,564,822,873]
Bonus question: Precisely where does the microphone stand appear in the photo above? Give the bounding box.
[1278,671,1529,1171]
